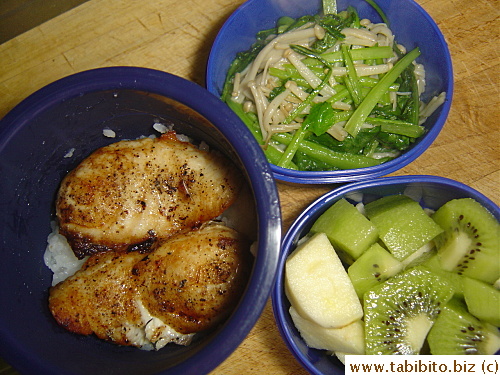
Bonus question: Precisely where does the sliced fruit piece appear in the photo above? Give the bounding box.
[427,298,500,355]
[289,306,365,354]
[310,198,378,263]
[400,241,435,269]
[421,254,464,298]
[347,242,403,299]
[432,198,500,284]
[364,267,454,355]
[462,277,500,327]
[285,232,363,328]
[364,195,443,261]
[333,352,352,365]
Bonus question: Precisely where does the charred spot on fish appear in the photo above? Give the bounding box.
[153,179,163,193]
[127,232,157,253]
[180,163,190,176]
[131,266,140,277]
[217,237,237,250]
[152,174,178,195]
[191,222,203,230]
[60,231,113,259]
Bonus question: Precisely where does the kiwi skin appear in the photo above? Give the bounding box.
[432,198,500,284]
[427,298,500,355]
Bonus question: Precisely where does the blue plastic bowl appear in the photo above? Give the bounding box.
[0,67,281,375]
[206,0,453,184]
[272,175,499,374]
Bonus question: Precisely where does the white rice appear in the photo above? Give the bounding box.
[44,221,87,286]
[64,148,75,158]
[103,128,116,138]
[153,122,171,134]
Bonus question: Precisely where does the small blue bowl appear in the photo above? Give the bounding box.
[272,175,499,374]
[207,0,453,184]
[0,67,281,375]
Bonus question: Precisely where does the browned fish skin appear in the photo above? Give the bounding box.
[48,223,252,347]
[48,250,145,345]
[133,222,252,334]
[56,132,243,259]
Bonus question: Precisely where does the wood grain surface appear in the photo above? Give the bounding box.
[0,0,498,374]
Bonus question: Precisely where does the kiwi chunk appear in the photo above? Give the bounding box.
[421,254,464,298]
[427,298,500,355]
[310,198,378,263]
[462,277,500,327]
[364,267,454,355]
[432,198,500,284]
[347,243,403,299]
[364,195,443,261]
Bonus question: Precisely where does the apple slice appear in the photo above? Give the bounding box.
[285,232,363,328]
[289,306,365,354]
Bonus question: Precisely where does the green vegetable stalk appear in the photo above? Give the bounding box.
[273,132,389,169]
[343,47,421,137]
[277,68,334,168]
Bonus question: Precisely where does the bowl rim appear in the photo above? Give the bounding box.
[271,175,499,374]
[206,0,454,184]
[0,66,282,375]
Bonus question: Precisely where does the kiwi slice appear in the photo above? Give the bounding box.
[364,267,454,355]
[427,298,500,355]
[347,243,403,299]
[432,198,500,284]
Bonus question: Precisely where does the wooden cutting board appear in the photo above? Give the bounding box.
[0,0,498,374]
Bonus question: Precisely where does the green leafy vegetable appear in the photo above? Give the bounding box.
[306,102,337,136]
[220,0,445,173]
[273,132,390,169]
[308,126,380,154]
[343,47,421,137]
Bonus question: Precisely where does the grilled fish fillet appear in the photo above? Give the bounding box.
[56,132,243,259]
[133,222,252,334]
[48,222,252,349]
